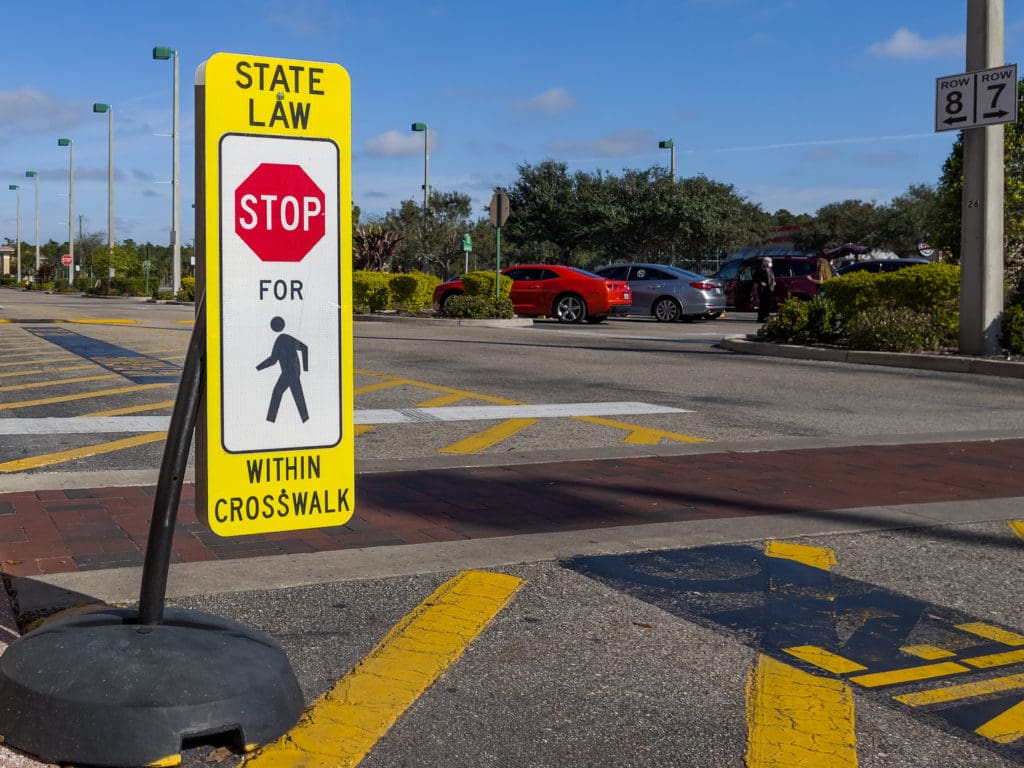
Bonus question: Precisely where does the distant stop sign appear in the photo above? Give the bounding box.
[235,163,325,262]
[61,254,72,266]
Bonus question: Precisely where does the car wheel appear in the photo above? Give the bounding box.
[439,291,460,313]
[554,294,587,324]
[586,314,608,324]
[652,297,682,322]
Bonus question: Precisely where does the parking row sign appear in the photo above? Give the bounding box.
[935,63,1018,132]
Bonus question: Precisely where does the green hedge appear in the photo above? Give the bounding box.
[460,270,513,299]
[825,263,960,333]
[1002,305,1024,355]
[442,295,515,319]
[352,270,441,314]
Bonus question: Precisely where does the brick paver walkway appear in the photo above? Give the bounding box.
[2,440,1023,577]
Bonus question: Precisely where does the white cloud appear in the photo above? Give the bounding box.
[548,128,656,158]
[867,28,964,59]
[0,88,81,134]
[364,130,433,157]
[514,87,578,113]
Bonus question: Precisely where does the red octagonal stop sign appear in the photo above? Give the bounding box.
[235,163,325,262]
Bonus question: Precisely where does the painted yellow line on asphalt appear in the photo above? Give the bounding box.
[850,661,970,688]
[354,370,519,405]
[573,415,709,445]
[354,424,375,435]
[354,379,408,395]
[901,644,957,660]
[0,353,78,366]
[976,700,1024,744]
[957,621,1024,646]
[67,318,140,325]
[0,382,171,410]
[745,655,858,768]
[893,672,1024,707]
[439,418,539,454]
[0,363,96,379]
[765,540,838,571]
[84,400,176,417]
[416,392,468,407]
[246,570,523,767]
[783,645,866,675]
[748,540,858,767]
[0,373,119,392]
[0,432,167,472]
[1009,520,1024,541]
[963,648,1024,669]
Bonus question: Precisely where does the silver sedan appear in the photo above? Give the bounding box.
[595,263,725,322]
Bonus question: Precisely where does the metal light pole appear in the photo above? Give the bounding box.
[57,138,74,282]
[93,103,114,254]
[154,47,181,296]
[25,172,39,274]
[659,139,676,180]
[411,122,430,270]
[8,185,20,283]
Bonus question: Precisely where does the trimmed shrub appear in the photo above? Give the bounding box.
[388,271,440,314]
[1001,305,1024,355]
[826,263,960,335]
[352,270,391,312]
[806,295,841,342]
[460,270,512,299]
[442,295,514,319]
[176,276,196,302]
[761,298,810,342]
[845,307,948,352]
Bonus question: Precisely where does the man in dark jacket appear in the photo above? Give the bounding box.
[754,257,776,323]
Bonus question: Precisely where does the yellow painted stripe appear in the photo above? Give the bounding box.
[572,415,710,445]
[84,400,176,417]
[0,363,96,379]
[957,622,1024,646]
[976,699,1024,743]
[0,382,171,410]
[963,648,1024,669]
[0,432,167,472]
[354,379,409,395]
[0,353,78,365]
[439,418,538,454]
[175,319,194,324]
[354,424,375,435]
[746,655,858,768]
[0,373,118,392]
[894,673,1024,707]
[1008,521,1024,541]
[784,645,866,675]
[353,370,519,405]
[246,570,523,767]
[850,661,969,688]
[901,644,957,660]
[146,755,181,767]
[765,541,838,571]
[66,318,140,325]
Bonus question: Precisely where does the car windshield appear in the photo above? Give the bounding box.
[568,267,604,279]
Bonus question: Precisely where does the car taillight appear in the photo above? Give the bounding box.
[689,281,716,291]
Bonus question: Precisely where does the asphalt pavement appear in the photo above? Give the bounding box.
[3,299,1024,767]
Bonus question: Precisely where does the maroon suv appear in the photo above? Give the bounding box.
[711,254,820,311]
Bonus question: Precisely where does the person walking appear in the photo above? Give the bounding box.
[256,316,310,423]
[754,257,776,323]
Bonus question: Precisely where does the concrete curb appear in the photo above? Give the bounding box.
[719,334,1024,378]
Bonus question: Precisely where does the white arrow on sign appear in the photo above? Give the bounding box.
[935,63,1018,132]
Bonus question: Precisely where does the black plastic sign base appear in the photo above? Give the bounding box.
[0,607,304,766]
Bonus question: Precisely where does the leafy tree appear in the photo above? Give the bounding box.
[794,200,887,252]
[383,190,479,276]
[878,184,939,256]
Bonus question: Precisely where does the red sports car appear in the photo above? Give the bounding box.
[433,264,632,324]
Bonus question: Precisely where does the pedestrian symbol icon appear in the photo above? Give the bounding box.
[256,316,309,423]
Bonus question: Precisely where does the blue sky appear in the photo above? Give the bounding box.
[1,1,1021,248]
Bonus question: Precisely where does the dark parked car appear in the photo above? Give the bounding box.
[711,254,820,311]
[594,263,724,322]
[836,258,930,275]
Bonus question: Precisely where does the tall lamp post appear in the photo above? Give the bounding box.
[57,138,74,282]
[153,46,181,296]
[24,172,39,274]
[92,103,114,257]
[658,139,676,180]
[410,122,429,270]
[8,185,20,283]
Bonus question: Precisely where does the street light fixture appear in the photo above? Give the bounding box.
[658,139,676,181]
[153,46,181,296]
[93,103,114,258]
[24,172,39,274]
[411,122,430,270]
[8,185,20,283]
[57,138,74,281]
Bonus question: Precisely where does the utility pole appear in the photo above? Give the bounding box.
[959,0,1005,355]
